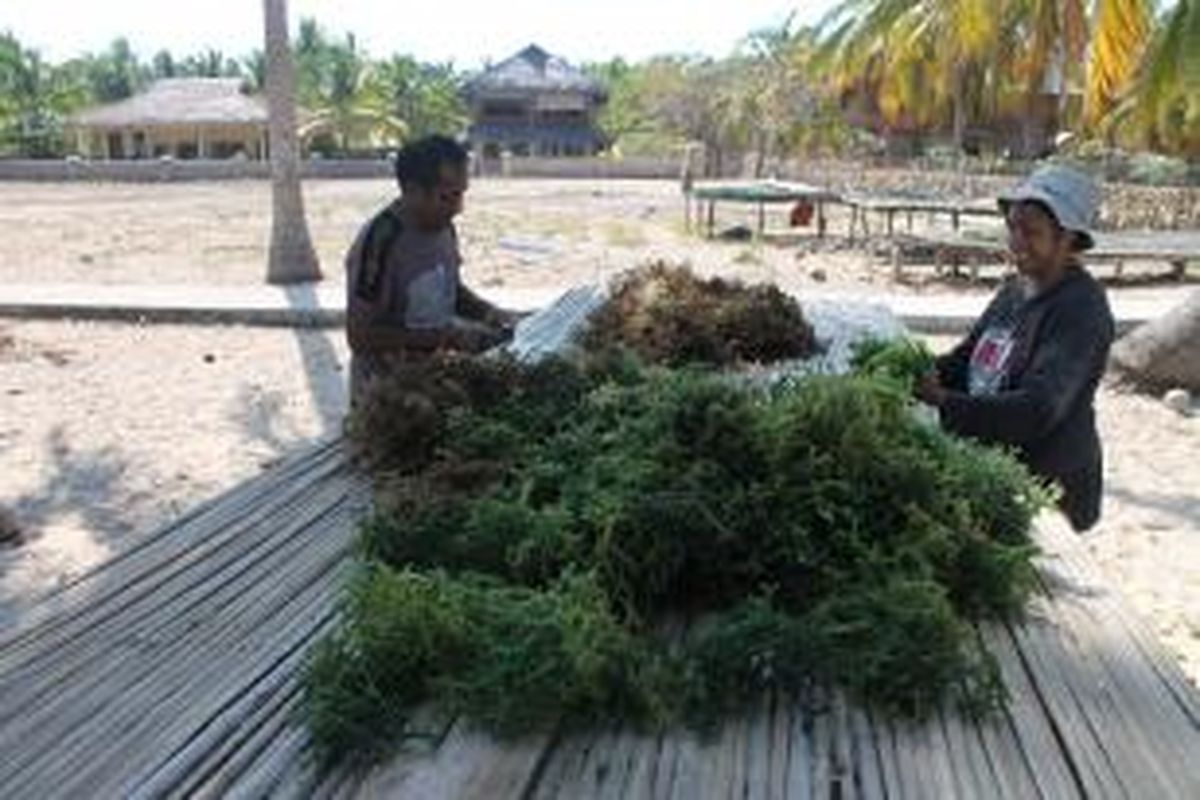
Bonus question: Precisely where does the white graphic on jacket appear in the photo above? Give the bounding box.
[968,326,1017,396]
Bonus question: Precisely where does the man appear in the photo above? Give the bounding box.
[346,135,520,404]
[918,165,1115,532]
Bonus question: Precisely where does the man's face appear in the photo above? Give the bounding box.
[1005,201,1073,281]
[410,163,468,231]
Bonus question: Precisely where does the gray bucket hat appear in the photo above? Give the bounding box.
[998,164,1100,250]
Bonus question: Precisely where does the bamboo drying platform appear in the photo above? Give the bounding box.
[891,229,1200,281]
[2,289,1198,798]
[844,194,1001,242]
[686,181,843,239]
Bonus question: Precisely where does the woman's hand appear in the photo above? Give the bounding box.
[915,370,947,407]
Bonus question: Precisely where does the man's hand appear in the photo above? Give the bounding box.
[483,307,528,334]
[448,317,511,352]
[915,370,947,407]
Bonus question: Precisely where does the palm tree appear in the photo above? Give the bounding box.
[1107,3,1200,388]
[263,0,321,284]
[820,0,1170,154]
[1106,0,1200,153]
[288,21,407,154]
[371,56,468,142]
[1084,0,1154,131]
[821,0,1007,161]
[297,36,407,153]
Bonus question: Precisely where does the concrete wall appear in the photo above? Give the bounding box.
[0,158,398,182]
[475,155,680,180]
[0,156,683,183]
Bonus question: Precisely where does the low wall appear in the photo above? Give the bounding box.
[475,156,681,180]
[0,158,400,182]
[0,156,682,183]
[782,161,1200,230]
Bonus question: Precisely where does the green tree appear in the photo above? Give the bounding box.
[292,20,406,153]
[0,33,90,157]
[178,50,244,79]
[83,38,145,102]
[731,18,824,174]
[370,56,468,141]
[152,50,177,79]
[629,56,745,173]
[243,50,267,92]
[585,58,651,150]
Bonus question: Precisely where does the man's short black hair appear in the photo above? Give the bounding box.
[394,135,468,191]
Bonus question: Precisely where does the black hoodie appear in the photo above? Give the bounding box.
[935,267,1115,531]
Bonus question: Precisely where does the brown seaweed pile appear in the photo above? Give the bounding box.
[582,263,817,367]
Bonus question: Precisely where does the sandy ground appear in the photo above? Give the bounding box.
[1,178,1193,296]
[0,318,1196,686]
[0,320,349,621]
[1086,388,1200,683]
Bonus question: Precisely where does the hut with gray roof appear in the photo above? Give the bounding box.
[465,45,607,158]
[70,78,268,160]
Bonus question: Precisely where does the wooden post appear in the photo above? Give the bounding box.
[886,209,895,237]
[817,200,827,239]
[706,200,716,238]
[848,205,858,244]
[197,128,208,160]
[757,202,765,237]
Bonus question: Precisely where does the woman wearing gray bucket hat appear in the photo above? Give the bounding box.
[917,165,1116,532]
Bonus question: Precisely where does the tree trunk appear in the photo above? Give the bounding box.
[1110,290,1200,392]
[952,65,967,173]
[754,130,768,179]
[264,0,321,285]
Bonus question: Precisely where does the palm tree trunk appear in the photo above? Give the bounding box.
[1111,291,1200,391]
[264,0,321,284]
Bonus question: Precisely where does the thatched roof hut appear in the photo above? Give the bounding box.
[71,79,269,160]
[464,45,608,159]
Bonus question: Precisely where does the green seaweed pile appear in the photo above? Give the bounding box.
[309,339,1049,768]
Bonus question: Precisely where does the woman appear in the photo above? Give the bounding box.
[918,165,1115,531]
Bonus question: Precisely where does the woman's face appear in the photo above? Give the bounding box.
[1005,201,1076,283]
